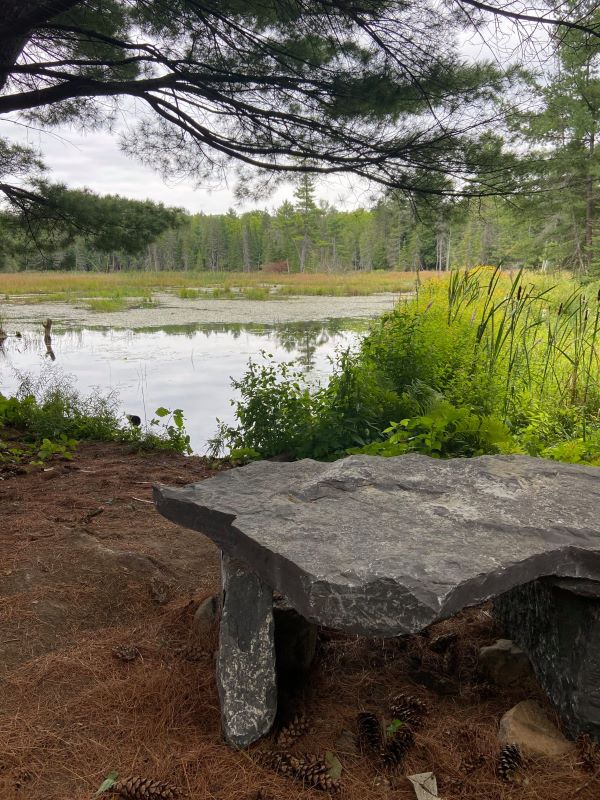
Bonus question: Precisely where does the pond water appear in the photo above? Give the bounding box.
[0,320,366,453]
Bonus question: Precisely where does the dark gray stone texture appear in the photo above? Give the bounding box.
[495,578,600,740]
[274,604,318,675]
[217,554,277,747]
[155,454,600,636]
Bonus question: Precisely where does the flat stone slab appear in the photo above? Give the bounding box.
[154,454,600,636]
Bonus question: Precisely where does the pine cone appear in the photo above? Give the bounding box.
[357,712,384,755]
[497,743,524,781]
[577,732,600,772]
[267,751,302,776]
[383,725,414,768]
[113,776,181,799]
[389,693,428,729]
[275,713,310,748]
[112,645,140,662]
[294,754,341,792]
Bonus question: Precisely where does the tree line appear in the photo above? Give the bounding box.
[2,2,600,275]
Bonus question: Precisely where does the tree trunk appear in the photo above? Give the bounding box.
[0,0,80,90]
[585,128,595,272]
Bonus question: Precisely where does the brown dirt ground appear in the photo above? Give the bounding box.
[0,442,597,800]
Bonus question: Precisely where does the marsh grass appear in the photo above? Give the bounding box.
[241,286,270,301]
[0,269,429,300]
[178,287,201,299]
[86,297,128,312]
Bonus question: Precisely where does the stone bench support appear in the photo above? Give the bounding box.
[217,553,277,747]
[496,578,600,739]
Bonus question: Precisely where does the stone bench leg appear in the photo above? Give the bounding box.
[495,578,600,740]
[217,552,277,747]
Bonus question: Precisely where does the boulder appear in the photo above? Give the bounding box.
[479,639,534,687]
[498,700,574,758]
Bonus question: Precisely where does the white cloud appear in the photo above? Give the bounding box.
[0,116,372,214]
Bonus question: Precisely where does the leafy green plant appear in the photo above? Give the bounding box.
[211,355,316,458]
[216,270,600,465]
[0,373,193,456]
[37,434,78,461]
[348,400,518,458]
[147,406,192,454]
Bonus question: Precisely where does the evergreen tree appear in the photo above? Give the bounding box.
[512,2,600,272]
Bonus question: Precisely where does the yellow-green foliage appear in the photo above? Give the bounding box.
[359,267,600,461]
[220,267,600,464]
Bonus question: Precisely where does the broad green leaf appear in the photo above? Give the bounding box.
[386,719,405,736]
[94,770,119,796]
[325,751,342,780]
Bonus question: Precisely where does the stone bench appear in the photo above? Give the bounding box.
[154,453,600,747]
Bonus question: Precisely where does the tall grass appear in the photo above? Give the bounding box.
[363,268,600,457]
[218,268,600,463]
[0,269,431,299]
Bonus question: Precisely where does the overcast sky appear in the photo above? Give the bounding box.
[1,12,536,216]
[0,114,375,215]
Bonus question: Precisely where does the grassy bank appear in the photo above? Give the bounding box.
[0,373,193,474]
[214,268,600,464]
[0,269,429,304]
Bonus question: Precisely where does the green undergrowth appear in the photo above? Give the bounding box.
[212,268,600,465]
[0,373,192,469]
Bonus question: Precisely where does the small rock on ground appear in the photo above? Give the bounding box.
[479,638,535,687]
[193,594,219,637]
[499,700,575,758]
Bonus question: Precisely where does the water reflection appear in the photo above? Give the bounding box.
[0,319,366,452]
[42,318,56,361]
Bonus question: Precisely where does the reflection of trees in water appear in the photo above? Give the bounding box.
[273,322,343,369]
[195,320,355,368]
[0,319,363,377]
[137,320,358,369]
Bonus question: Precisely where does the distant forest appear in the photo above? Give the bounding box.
[1,168,597,275]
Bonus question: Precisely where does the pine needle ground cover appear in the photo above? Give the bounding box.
[0,441,597,800]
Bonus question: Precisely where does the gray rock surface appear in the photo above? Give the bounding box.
[217,554,277,747]
[479,639,534,687]
[155,454,600,636]
[496,578,600,739]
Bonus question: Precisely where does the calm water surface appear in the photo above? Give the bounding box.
[0,320,365,453]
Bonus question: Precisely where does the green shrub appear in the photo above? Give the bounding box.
[0,373,193,456]
[348,400,520,459]
[217,269,600,464]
